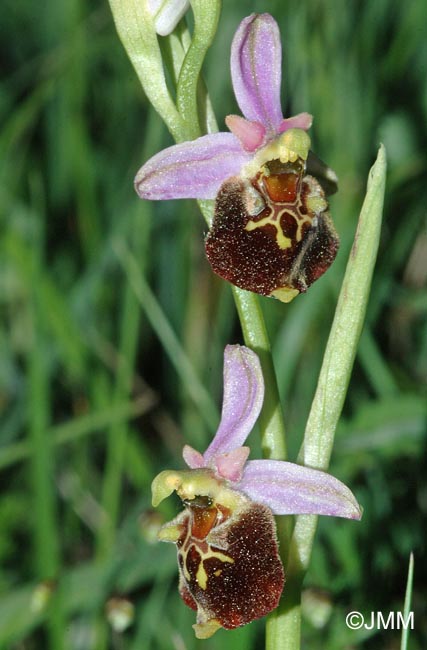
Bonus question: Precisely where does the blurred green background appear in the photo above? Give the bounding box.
[1,0,426,648]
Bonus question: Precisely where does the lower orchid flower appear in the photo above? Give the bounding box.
[152,345,362,638]
[135,13,339,302]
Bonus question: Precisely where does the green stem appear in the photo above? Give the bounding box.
[196,202,287,461]
[266,574,302,650]
[176,0,221,138]
[233,287,287,460]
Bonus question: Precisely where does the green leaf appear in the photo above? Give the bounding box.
[301,144,387,471]
[292,144,387,569]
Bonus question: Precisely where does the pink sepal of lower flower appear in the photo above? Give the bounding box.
[183,345,362,521]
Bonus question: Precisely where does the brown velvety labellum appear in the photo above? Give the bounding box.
[176,498,285,631]
[205,159,339,300]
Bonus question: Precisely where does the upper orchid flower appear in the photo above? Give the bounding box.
[152,345,362,639]
[136,13,339,302]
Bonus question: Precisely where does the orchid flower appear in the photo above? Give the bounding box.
[152,345,362,638]
[147,0,190,36]
[136,13,339,302]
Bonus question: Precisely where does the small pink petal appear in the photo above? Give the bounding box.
[225,115,266,152]
[278,112,313,133]
[182,445,205,469]
[214,446,250,482]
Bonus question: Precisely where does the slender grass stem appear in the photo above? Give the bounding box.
[92,224,149,649]
[28,330,65,649]
[0,397,153,471]
[114,239,218,436]
[96,261,147,559]
[96,107,164,559]
[93,109,165,647]
[28,204,65,648]
[400,552,414,650]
